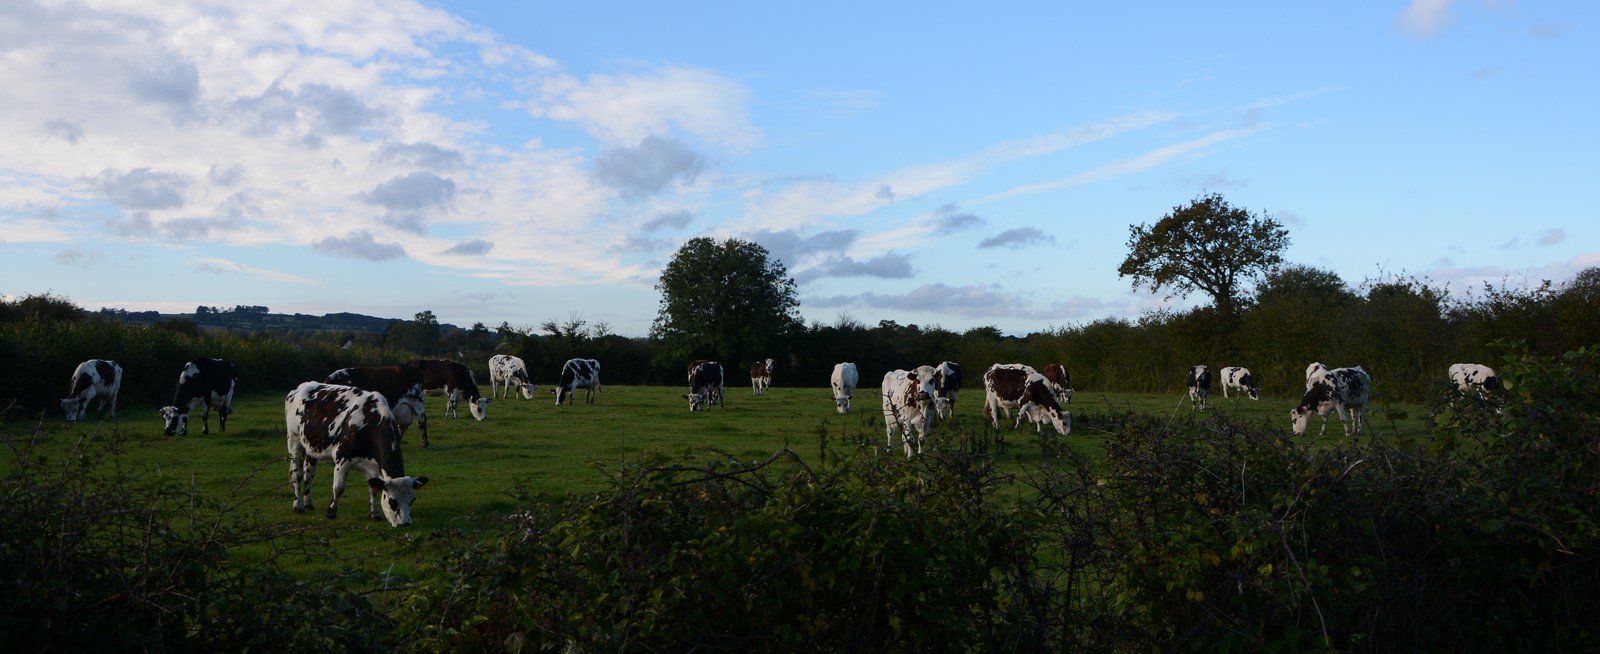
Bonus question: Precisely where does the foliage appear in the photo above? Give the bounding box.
[651,237,802,371]
[1118,193,1291,322]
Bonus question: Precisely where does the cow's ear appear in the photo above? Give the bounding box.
[368,477,386,492]
[413,476,429,489]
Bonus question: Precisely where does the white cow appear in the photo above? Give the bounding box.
[830,362,859,414]
[1186,365,1211,410]
[1219,366,1260,401]
[1448,363,1504,400]
[882,369,933,457]
[60,359,122,422]
[489,354,535,400]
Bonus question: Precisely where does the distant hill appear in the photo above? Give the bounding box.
[95,307,459,334]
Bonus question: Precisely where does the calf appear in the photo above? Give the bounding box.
[60,359,121,422]
[285,382,428,527]
[1187,365,1211,410]
[684,361,725,411]
[325,364,430,446]
[1042,363,1073,404]
[554,358,602,405]
[982,364,1070,436]
[1291,367,1371,437]
[750,358,774,396]
[1448,363,1504,400]
[159,357,237,435]
[882,369,934,456]
[409,359,488,420]
[1219,366,1260,401]
[830,362,859,413]
[488,354,535,400]
[912,365,953,420]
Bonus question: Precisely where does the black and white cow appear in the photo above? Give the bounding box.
[1448,363,1504,400]
[750,358,774,396]
[285,382,428,527]
[687,359,723,407]
[882,369,934,456]
[684,361,725,411]
[830,362,859,414]
[1187,365,1211,410]
[325,364,430,446]
[60,359,121,422]
[982,364,1070,436]
[1291,367,1371,437]
[554,358,601,405]
[933,361,962,413]
[1042,363,1073,404]
[409,359,488,420]
[1219,366,1260,401]
[159,357,237,435]
[488,354,534,400]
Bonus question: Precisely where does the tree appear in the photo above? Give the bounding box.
[651,237,801,368]
[1118,193,1290,322]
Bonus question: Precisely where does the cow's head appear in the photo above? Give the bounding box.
[931,395,952,420]
[516,377,534,400]
[685,389,711,411]
[468,396,489,420]
[1289,407,1312,436]
[833,391,851,414]
[59,397,84,422]
[159,405,188,435]
[368,475,429,527]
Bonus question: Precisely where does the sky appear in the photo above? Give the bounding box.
[2,1,1596,337]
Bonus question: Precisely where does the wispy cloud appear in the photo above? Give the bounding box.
[976,126,1266,204]
[192,258,318,284]
[1399,0,1453,39]
[978,227,1056,250]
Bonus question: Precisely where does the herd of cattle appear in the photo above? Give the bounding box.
[55,353,1505,527]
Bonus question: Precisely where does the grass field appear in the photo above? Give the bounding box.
[3,383,1434,576]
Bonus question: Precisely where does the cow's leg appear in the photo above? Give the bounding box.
[367,475,382,521]
[290,455,306,513]
[327,461,351,519]
[201,403,212,435]
[218,401,229,433]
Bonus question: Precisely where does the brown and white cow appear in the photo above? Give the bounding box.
[1218,366,1260,401]
[285,382,428,527]
[982,364,1070,436]
[1041,363,1073,404]
[554,358,601,405]
[830,362,859,414]
[409,359,488,420]
[325,364,430,446]
[488,354,535,400]
[159,357,237,435]
[1186,365,1211,410]
[1291,366,1371,437]
[684,361,725,411]
[750,358,774,396]
[882,369,934,456]
[60,359,121,423]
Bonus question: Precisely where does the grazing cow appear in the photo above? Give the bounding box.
[1042,363,1073,404]
[285,382,429,527]
[554,358,602,405]
[1219,366,1260,401]
[60,359,121,422]
[830,362,859,414]
[933,361,963,413]
[1448,363,1504,400]
[409,359,488,420]
[159,357,238,435]
[882,369,934,456]
[1187,365,1212,410]
[1305,362,1329,388]
[750,358,774,396]
[488,354,535,400]
[982,364,1070,436]
[1291,367,1372,437]
[684,361,725,411]
[325,364,430,446]
[687,359,723,407]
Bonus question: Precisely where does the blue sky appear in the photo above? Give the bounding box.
[2,1,1595,336]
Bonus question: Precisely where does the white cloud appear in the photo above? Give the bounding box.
[192,257,318,284]
[1399,0,1453,39]
[528,65,760,151]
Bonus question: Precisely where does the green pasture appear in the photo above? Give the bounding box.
[3,383,1433,576]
